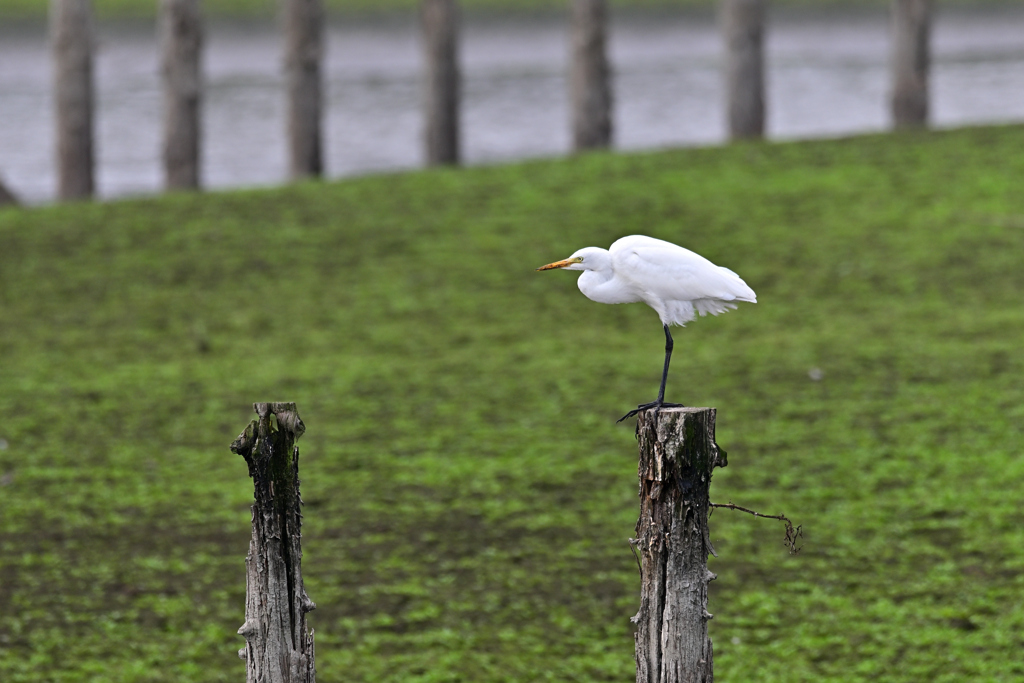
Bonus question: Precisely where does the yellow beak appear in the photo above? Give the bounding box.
[535,258,574,271]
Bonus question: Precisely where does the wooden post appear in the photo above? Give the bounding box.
[722,0,765,140]
[231,402,316,683]
[632,407,725,683]
[0,178,18,207]
[569,0,612,151]
[284,0,324,179]
[159,0,203,191]
[422,0,460,166]
[890,0,931,129]
[50,0,94,200]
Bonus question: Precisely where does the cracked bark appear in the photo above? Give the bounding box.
[632,407,726,683]
[231,402,316,683]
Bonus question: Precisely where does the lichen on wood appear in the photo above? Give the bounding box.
[230,402,316,683]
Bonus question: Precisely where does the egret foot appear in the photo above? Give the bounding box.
[617,400,685,423]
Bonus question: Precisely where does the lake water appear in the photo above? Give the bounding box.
[1,6,1023,204]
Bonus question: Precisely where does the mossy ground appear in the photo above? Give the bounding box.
[2,125,1024,681]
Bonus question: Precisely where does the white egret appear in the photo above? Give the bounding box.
[537,235,756,421]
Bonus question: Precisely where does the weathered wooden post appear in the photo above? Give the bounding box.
[422,0,460,166]
[159,0,203,190]
[50,0,95,200]
[721,0,766,140]
[231,402,316,683]
[569,0,612,151]
[632,407,725,683]
[890,0,931,129]
[284,0,324,179]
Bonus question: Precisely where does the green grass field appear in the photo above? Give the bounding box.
[2,125,1024,682]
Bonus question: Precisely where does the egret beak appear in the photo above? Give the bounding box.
[535,258,574,271]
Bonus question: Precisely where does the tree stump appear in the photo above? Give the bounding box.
[230,402,316,683]
[632,407,726,683]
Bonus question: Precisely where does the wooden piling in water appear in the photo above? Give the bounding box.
[569,0,612,151]
[231,402,316,683]
[722,0,766,140]
[159,0,203,190]
[284,0,325,179]
[50,0,95,200]
[890,0,931,129]
[632,407,725,683]
[422,0,461,166]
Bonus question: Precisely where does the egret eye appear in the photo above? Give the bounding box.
[574,256,584,263]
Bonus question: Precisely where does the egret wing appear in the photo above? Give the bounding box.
[612,238,756,303]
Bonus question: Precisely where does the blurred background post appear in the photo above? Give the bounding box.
[569,0,612,151]
[159,0,203,190]
[722,0,766,140]
[422,0,461,166]
[890,0,931,129]
[50,0,94,200]
[284,0,324,179]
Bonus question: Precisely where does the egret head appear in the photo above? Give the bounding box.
[536,247,608,272]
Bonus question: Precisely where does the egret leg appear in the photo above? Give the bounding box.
[618,324,684,422]
[655,324,674,403]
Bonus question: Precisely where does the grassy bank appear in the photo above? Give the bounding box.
[2,125,1024,682]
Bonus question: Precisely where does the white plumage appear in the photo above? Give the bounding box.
[537,234,756,419]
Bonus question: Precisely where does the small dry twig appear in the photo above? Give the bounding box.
[627,538,642,577]
[711,502,803,555]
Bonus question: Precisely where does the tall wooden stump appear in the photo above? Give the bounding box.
[159,0,203,190]
[722,0,766,140]
[569,0,612,151]
[890,0,931,129]
[422,0,460,166]
[231,402,316,683]
[284,0,324,179]
[50,0,95,200]
[632,407,725,683]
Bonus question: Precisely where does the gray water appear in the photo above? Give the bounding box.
[1,6,1023,204]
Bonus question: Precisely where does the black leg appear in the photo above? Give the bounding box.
[618,324,685,422]
[656,324,673,403]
